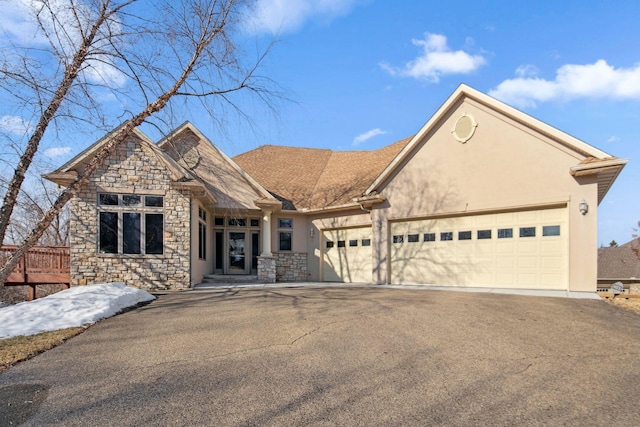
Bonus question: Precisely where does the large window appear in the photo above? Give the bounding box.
[98,193,164,255]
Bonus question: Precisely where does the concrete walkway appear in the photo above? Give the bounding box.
[1,286,639,426]
[194,281,602,299]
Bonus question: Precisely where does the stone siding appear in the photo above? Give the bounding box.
[257,256,276,283]
[275,252,308,282]
[70,137,191,290]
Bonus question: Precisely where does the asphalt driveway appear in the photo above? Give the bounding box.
[1,286,639,426]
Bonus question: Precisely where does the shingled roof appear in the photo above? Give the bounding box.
[598,238,640,280]
[233,137,412,210]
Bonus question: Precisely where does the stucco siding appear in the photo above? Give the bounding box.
[375,99,599,291]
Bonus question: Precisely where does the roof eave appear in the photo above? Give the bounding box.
[254,198,282,212]
[570,158,628,204]
[353,193,386,208]
[299,202,362,214]
[43,171,78,187]
[170,181,217,209]
[570,158,629,176]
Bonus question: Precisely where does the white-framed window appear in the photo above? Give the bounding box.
[98,193,164,255]
[198,206,207,260]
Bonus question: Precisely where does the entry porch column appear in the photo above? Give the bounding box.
[255,199,282,283]
[261,209,273,257]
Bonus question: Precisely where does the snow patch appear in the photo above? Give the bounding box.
[0,283,155,339]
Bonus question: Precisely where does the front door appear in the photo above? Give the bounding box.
[228,231,248,274]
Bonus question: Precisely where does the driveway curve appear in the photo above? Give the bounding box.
[1,286,639,426]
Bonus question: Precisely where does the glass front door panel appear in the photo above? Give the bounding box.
[228,232,246,274]
[214,231,223,273]
[251,232,259,271]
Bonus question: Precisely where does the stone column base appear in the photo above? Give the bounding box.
[257,255,276,283]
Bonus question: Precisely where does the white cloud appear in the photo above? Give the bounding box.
[0,0,47,45]
[0,115,32,135]
[515,64,539,78]
[607,136,620,143]
[0,0,127,88]
[380,33,486,83]
[44,146,72,158]
[245,0,363,34]
[353,128,387,146]
[490,60,640,108]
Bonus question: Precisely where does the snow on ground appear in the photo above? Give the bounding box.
[0,283,155,339]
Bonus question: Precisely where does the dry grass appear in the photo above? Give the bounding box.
[0,328,85,373]
[599,293,640,316]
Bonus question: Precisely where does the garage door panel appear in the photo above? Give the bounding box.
[516,211,538,222]
[541,209,564,221]
[497,273,515,285]
[390,207,568,289]
[541,273,562,284]
[541,256,561,269]
[517,241,538,253]
[517,273,538,286]
[496,257,515,268]
[541,240,561,252]
[323,227,372,283]
[496,242,514,253]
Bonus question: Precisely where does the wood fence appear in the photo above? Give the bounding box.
[1,245,71,300]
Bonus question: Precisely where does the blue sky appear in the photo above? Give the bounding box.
[1,0,639,246]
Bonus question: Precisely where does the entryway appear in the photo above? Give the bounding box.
[212,216,261,275]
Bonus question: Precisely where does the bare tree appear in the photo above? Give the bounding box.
[0,0,276,285]
[4,175,69,246]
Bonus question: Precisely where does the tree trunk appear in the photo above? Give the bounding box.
[0,1,130,246]
[0,17,221,285]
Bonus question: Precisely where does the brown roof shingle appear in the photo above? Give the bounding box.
[233,137,412,210]
[598,238,640,279]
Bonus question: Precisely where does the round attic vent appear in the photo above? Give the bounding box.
[452,113,477,143]
[178,146,200,169]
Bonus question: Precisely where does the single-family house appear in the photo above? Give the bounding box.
[45,84,627,293]
[598,238,640,294]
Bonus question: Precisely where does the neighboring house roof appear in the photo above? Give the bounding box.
[365,84,628,204]
[233,137,411,210]
[598,238,640,280]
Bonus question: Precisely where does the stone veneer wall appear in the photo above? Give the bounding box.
[275,252,308,282]
[257,256,276,283]
[70,137,191,290]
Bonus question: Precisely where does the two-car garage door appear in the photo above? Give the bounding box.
[389,208,568,289]
[321,207,568,289]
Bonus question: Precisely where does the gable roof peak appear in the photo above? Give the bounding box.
[365,83,623,196]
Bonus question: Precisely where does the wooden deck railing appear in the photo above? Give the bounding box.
[1,245,71,300]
